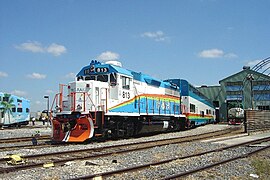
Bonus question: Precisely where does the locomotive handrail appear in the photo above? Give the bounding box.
[84,92,98,125]
[59,84,68,111]
[49,93,61,120]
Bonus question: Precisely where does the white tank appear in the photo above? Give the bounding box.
[105,60,122,67]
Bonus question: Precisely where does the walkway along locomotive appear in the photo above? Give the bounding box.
[51,60,215,142]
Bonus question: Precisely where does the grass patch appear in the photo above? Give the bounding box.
[251,157,270,179]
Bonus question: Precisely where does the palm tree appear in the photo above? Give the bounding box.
[0,93,15,126]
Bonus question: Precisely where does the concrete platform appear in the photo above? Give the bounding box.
[203,131,270,146]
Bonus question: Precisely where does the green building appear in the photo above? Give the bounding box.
[198,67,270,122]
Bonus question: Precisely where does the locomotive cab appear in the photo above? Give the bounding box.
[52,60,137,142]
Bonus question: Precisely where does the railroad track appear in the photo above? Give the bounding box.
[0,141,67,151]
[0,135,53,151]
[0,128,236,174]
[69,137,270,180]
[0,135,51,144]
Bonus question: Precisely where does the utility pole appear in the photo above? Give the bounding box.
[246,74,254,109]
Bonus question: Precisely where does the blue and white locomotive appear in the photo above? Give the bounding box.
[0,92,30,127]
[52,60,215,142]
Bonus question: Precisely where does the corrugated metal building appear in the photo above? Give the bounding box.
[198,67,270,122]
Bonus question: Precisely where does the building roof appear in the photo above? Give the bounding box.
[219,68,270,83]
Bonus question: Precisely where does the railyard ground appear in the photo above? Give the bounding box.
[0,123,269,179]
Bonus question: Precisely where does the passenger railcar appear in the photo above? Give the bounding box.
[165,79,216,127]
[0,92,30,126]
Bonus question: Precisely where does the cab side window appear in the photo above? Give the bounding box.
[110,73,117,86]
[121,76,130,90]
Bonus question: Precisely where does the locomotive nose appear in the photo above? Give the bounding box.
[52,114,94,142]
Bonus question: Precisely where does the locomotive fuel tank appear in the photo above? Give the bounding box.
[135,116,175,135]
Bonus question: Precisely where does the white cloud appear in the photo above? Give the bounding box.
[198,49,224,58]
[15,41,67,56]
[198,49,237,59]
[27,72,46,79]
[47,43,67,56]
[65,72,76,79]
[15,41,44,53]
[97,51,120,61]
[141,30,169,42]
[10,90,27,97]
[0,71,8,77]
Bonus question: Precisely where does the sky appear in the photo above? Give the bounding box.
[1,0,270,112]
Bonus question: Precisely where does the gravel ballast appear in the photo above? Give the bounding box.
[0,123,269,180]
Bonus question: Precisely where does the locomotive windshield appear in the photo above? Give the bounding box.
[84,75,108,82]
[79,73,117,84]
[97,75,108,82]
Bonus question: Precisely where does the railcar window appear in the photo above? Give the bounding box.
[12,107,16,112]
[17,99,22,103]
[190,103,195,113]
[3,97,9,102]
[200,111,205,117]
[17,108,23,112]
[97,75,108,82]
[26,108,29,113]
[121,76,131,90]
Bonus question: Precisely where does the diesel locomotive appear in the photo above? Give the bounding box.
[51,60,215,142]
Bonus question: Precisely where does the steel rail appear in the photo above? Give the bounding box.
[0,135,50,144]
[0,141,67,151]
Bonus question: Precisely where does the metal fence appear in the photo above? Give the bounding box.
[246,110,270,134]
